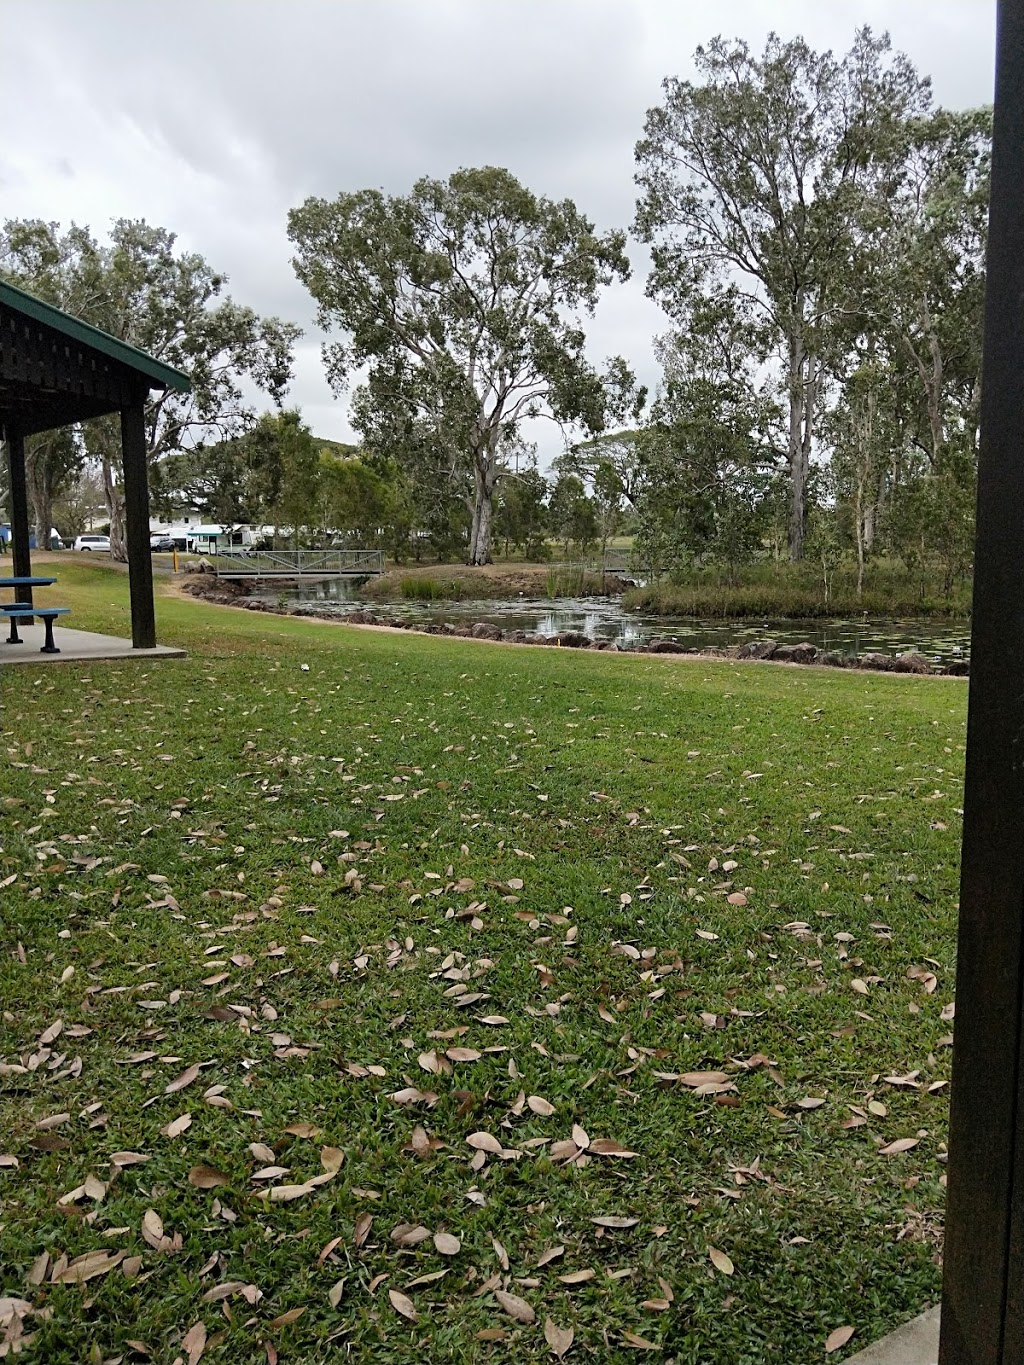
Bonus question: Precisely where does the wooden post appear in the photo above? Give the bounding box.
[120,398,156,649]
[4,425,33,612]
[939,3,1024,1361]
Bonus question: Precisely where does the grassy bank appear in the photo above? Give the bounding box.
[0,561,964,1362]
[625,562,972,620]
[363,562,617,602]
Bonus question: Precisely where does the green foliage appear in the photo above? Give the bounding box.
[547,474,598,558]
[288,166,634,564]
[399,575,464,600]
[493,462,550,560]
[636,30,937,560]
[1,216,300,558]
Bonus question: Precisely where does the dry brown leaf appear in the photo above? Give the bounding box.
[591,1216,639,1230]
[283,1122,320,1139]
[263,1182,314,1202]
[825,1325,855,1353]
[559,1268,596,1285]
[52,1249,125,1283]
[571,1124,590,1150]
[621,1330,660,1350]
[141,1210,165,1249]
[188,1165,229,1190]
[797,1097,827,1110]
[433,1232,461,1256]
[527,1095,556,1116]
[544,1318,575,1357]
[878,1137,920,1155]
[708,1246,734,1276]
[182,1320,207,1365]
[388,1288,418,1322]
[467,1131,503,1154]
[269,1306,306,1328]
[353,1212,373,1248]
[320,1146,345,1173]
[495,1289,535,1324]
[679,1071,730,1087]
[164,1064,201,1095]
[392,1222,433,1247]
[589,1138,638,1158]
[447,1047,482,1062]
[162,1113,192,1138]
[328,1279,345,1308]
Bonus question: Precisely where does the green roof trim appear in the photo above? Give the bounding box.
[0,278,191,393]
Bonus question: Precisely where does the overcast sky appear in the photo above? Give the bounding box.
[1,0,998,455]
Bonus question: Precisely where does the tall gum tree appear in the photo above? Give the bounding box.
[1,218,300,559]
[634,28,931,560]
[288,166,636,565]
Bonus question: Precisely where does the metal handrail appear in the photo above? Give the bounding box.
[211,548,385,578]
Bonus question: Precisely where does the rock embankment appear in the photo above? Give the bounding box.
[181,581,968,675]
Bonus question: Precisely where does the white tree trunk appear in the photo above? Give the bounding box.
[103,457,128,562]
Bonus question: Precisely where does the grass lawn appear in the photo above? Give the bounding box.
[1,561,966,1363]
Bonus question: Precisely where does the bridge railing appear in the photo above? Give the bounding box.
[211,548,386,577]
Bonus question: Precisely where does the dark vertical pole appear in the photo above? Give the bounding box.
[940,4,1024,1362]
[120,397,156,649]
[5,425,33,607]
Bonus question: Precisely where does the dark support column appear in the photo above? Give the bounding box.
[940,3,1024,1362]
[5,426,33,608]
[120,398,156,649]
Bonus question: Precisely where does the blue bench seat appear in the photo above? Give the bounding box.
[1,604,71,653]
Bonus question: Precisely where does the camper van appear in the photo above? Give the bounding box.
[186,525,257,555]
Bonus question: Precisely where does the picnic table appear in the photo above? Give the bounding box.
[0,575,69,653]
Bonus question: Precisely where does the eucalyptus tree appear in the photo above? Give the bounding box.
[288,166,635,565]
[1,218,300,558]
[635,28,932,560]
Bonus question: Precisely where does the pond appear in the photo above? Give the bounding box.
[258,579,972,667]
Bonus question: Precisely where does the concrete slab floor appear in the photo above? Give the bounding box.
[0,624,185,664]
[845,1307,940,1365]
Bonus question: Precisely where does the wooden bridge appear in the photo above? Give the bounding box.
[210,548,386,580]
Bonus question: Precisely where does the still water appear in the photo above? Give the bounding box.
[261,579,971,667]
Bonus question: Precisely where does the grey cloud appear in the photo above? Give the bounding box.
[1,0,998,449]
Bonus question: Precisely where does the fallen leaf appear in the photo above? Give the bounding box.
[495,1289,535,1324]
[188,1165,229,1189]
[392,1222,432,1247]
[320,1146,345,1173]
[388,1288,418,1322]
[708,1247,734,1276]
[825,1325,856,1353]
[52,1249,125,1283]
[434,1232,461,1256]
[545,1318,575,1357]
[269,1306,306,1328]
[528,1095,556,1116]
[559,1269,596,1285]
[328,1279,345,1307]
[591,1216,639,1230]
[467,1131,503,1154]
[283,1122,320,1139]
[165,1064,201,1095]
[878,1137,920,1155]
[589,1139,638,1158]
[354,1212,373,1248]
[678,1071,730,1088]
[621,1331,660,1350]
[182,1321,207,1365]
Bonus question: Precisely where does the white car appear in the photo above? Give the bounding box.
[74,534,111,553]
